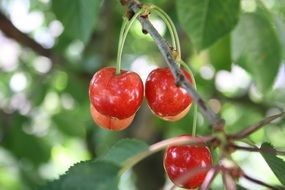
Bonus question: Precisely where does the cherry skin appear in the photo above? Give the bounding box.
[90,104,134,130]
[164,137,212,189]
[89,67,144,130]
[145,67,193,121]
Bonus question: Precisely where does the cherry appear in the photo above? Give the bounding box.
[89,67,144,130]
[90,104,134,130]
[145,67,193,121]
[163,136,212,189]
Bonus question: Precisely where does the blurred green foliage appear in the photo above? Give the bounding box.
[0,0,284,189]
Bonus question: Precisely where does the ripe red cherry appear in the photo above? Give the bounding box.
[164,137,212,189]
[89,67,144,130]
[90,104,134,130]
[145,67,193,121]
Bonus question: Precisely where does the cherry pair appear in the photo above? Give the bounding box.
[89,66,193,130]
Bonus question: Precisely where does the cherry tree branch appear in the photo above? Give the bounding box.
[243,174,284,190]
[0,12,51,58]
[222,172,237,190]
[200,167,219,190]
[121,0,224,129]
[228,112,285,140]
[0,11,90,79]
[231,144,285,156]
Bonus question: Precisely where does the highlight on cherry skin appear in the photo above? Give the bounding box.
[163,136,212,189]
[89,67,144,130]
[145,67,193,121]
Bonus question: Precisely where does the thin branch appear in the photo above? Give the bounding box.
[200,167,219,190]
[169,165,213,189]
[214,91,275,114]
[149,136,214,151]
[229,112,285,140]
[243,173,284,190]
[222,172,237,190]
[231,144,285,156]
[121,0,224,129]
[0,11,91,80]
[0,12,51,58]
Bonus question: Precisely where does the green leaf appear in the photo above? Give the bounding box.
[102,139,148,166]
[51,0,100,43]
[232,13,281,92]
[176,0,240,50]
[260,142,285,186]
[40,160,120,190]
[209,35,232,71]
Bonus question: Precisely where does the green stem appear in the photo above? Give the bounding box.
[151,5,181,60]
[178,60,198,136]
[116,18,128,74]
[150,5,199,134]
[116,9,145,75]
[193,103,198,136]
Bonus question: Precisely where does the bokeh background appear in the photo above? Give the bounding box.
[0,0,284,189]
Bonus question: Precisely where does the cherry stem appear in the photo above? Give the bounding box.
[150,3,197,134]
[122,0,224,129]
[150,5,181,60]
[228,112,285,140]
[230,144,285,156]
[119,136,214,176]
[116,8,145,75]
[116,18,128,74]
[243,173,283,190]
[178,60,198,136]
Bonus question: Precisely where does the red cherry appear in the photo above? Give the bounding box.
[89,67,144,119]
[90,104,134,130]
[145,67,193,121]
[164,137,212,189]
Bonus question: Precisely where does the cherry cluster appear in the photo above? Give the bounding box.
[88,3,213,189]
[89,67,212,189]
[88,67,193,130]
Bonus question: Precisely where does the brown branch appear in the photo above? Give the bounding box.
[0,11,79,81]
[214,91,274,114]
[0,12,51,58]
[222,172,237,190]
[228,112,285,140]
[121,0,224,130]
[243,173,284,190]
[200,167,219,190]
[231,144,285,156]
